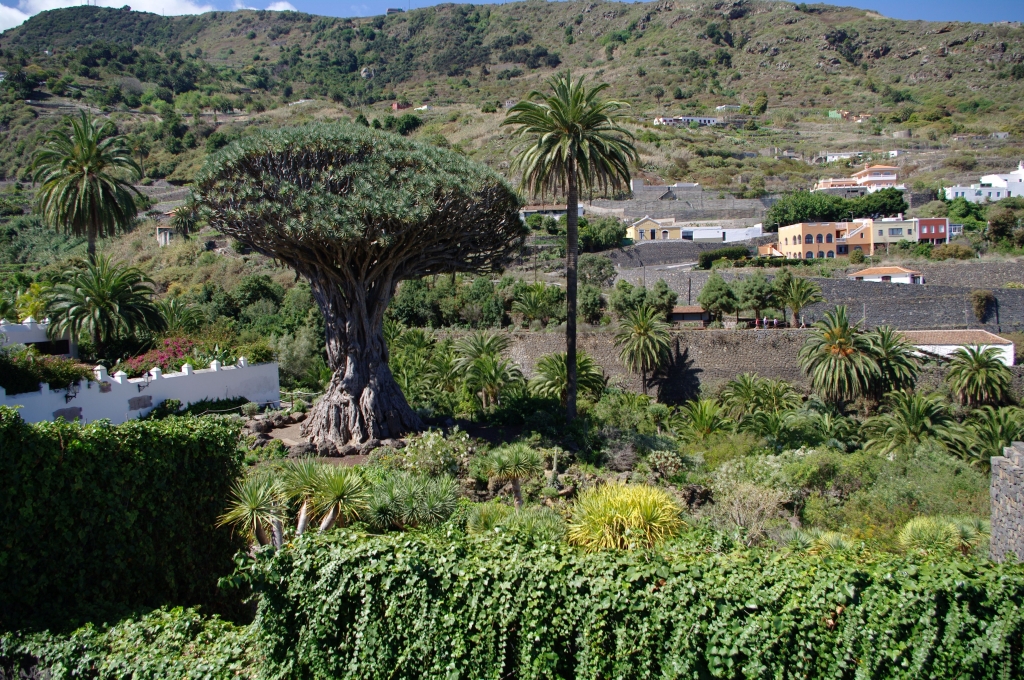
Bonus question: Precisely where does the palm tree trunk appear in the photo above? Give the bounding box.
[296,500,310,536]
[512,479,523,509]
[254,522,270,546]
[319,506,338,532]
[791,308,799,328]
[565,159,579,423]
[87,225,97,262]
[272,518,284,548]
[93,328,103,362]
[642,369,648,396]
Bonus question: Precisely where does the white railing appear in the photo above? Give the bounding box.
[0,359,280,424]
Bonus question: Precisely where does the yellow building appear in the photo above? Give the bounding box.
[625,216,683,242]
[776,218,920,259]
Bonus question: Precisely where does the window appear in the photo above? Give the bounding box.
[662,230,669,240]
[818,251,825,259]
[637,230,644,240]
[816,234,823,243]
[804,234,813,244]
[881,276,891,282]
[826,233,833,243]
[826,251,835,258]
[889,228,903,236]
[784,237,788,245]
[837,245,848,254]
[878,230,883,236]
[806,251,814,259]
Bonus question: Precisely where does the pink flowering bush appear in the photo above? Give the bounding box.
[116,337,196,378]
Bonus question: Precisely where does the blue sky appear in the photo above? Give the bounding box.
[2,0,1023,34]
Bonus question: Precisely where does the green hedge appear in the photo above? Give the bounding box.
[698,246,751,269]
[253,532,1024,679]
[0,408,244,630]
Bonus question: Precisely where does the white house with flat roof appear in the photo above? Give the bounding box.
[944,161,1024,203]
[899,330,1014,366]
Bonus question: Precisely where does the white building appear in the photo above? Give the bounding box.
[899,330,1014,366]
[1,318,76,357]
[652,116,721,127]
[944,161,1024,203]
[848,266,923,284]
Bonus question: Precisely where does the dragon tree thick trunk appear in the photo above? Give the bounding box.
[301,276,422,451]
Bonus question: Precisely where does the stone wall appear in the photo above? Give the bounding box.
[991,442,1024,562]
[589,191,773,221]
[617,268,1024,332]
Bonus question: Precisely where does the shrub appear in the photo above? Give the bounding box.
[0,348,92,395]
[234,339,275,364]
[250,532,1024,679]
[932,242,974,260]
[115,336,196,378]
[368,427,475,477]
[849,249,866,264]
[970,289,996,322]
[0,408,244,630]
[698,246,751,270]
[568,483,683,550]
[241,401,261,418]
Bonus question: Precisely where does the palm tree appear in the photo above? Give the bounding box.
[32,111,142,260]
[865,325,919,399]
[486,442,543,508]
[503,72,638,423]
[157,297,204,334]
[453,330,511,373]
[529,350,607,406]
[0,294,18,322]
[428,343,461,393]
[779,276,823,328]
[720,373,800,420]
[862,391,958,457]
[170,192,202,239]
[798,306,878,406]
[964,405,1024,470]
[46,256,164,359]
[465,353,523,410]
[672,398,732,444]
[945,345,1012,407]
[614,304,671,395]
[511,284,550,328]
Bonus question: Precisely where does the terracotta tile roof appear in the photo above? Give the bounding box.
[672,306,707,314]
[899,330,1012,346]
[849,266,921,277]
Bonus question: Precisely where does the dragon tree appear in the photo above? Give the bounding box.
[196,124,524,449]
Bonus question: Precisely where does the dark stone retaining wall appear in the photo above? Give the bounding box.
[991,442,1024,562]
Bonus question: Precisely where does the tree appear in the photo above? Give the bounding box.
[486,442,543,508]
[614,304,671,395]
[720,372,799,419]
[454,331,512,373]
[987,208,1018,242]
[32,111,142,260]
[46,256,164,359]
[734,271,775,319]
[512,283,554,327]
[170,193,202,239]
[217,473,285,548]
[964,406,1024,470]
[865,325,919,398]
[752,91,769,115]
[578,284,603,324]
[578,253,616,287]
[503,72,637,424]
[672,398,732,443]
[945,345,1012,407]
[465,353,523,410]
[863,391,957,456]
[530,350,606,405]
[314,466,370,531]
[696,272,736,322]
[196,124,524,449]
[798,306,878,406]
[779,276,822,327]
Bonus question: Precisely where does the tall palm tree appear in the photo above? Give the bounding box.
[529,350,607,406]
[865,325,919,399]
[170,192,203,239]
[614,304,671,395]
[863,391,957,457]
[798,306,878,406]
[46,256,164,359]
[779,277,823,328]
[32,111,142,260]
[503,72,638,423]
[945,345,1012,407]
[465,353,523,410]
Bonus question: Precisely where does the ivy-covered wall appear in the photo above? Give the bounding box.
[253,532,1024,680]
[0,408,244,630]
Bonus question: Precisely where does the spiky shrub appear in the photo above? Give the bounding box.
[898,516,990,556]
[314,467,370,532]
[468,502,566,543]
[568,483,683,551]
[367,472,459,531]
[196,123,524,449]
[218,472,286,547]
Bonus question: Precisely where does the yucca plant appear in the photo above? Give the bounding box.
[314,466,370,532]
[368,472,459,531]
[808,530,855,555]
[281,459,322,536]
[485,442,544,509]
[217,473,286,548]
[567,483,683,551]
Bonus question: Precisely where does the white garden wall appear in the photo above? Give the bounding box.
[0,359,280,425]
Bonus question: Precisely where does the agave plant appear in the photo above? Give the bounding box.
[485,442,544,508]
[672,398,733,444]
[529,350,606,406]
[567,483,683,551]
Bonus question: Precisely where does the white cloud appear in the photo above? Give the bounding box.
[266,1,294,10]
[0,3,30,32]
[0,0,214,33]
[232,0,255,8]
